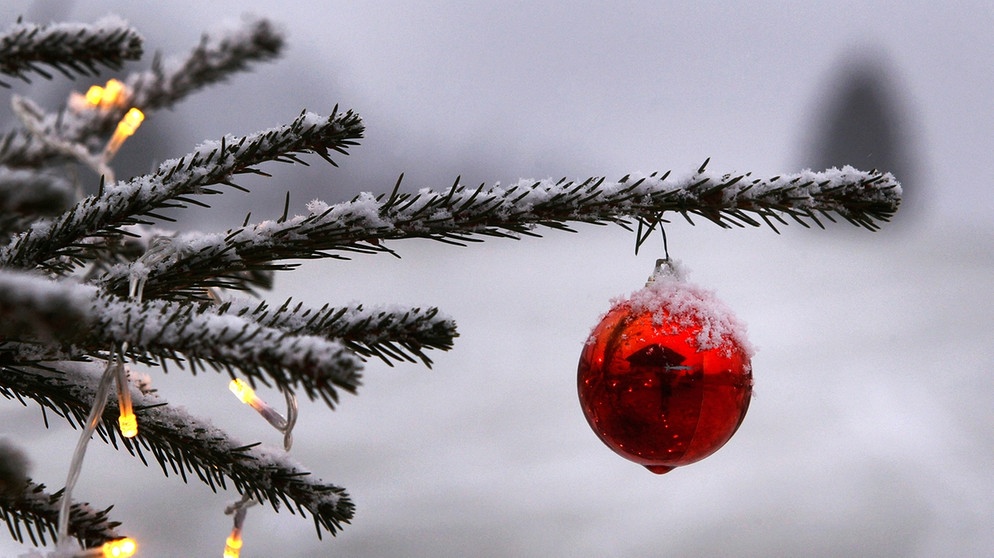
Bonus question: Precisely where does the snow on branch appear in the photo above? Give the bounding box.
[0,479,123,548]
[374,164,901,237]
[86,283,458,365]
[0,16,143,87]
[221,298,459,367]
[94,210,389,300]
[0,16,282,172]
[0,167,75,237]
[0,270,362,407]
[0,108,364,272]
[361,164,901,237]
[91,166,900,294]
[127,15,284,111]
[0,361,354,538]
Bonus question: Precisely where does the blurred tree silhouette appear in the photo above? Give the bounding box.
[804,52,919,223]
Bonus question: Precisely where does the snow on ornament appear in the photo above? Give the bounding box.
[577,259,753,474]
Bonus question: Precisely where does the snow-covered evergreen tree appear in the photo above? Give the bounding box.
[0,15,900,556]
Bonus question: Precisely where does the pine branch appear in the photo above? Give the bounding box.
[354,165,900,238]
[91,166,900,296]
[65,15,285,152]
[0,270,363,407]
[0,361,354,538]
[94,212,386,300]
[0,108,364,272]
[0,480,122,549]
[221,298,458,367]
[0,16,143,87]
[0,16,282,171]
[0,167,75,237]
[127,15,284,112]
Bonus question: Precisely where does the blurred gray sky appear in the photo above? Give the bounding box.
[1,2,992,557]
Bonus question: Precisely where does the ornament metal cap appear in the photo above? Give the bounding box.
[645,258,684,286]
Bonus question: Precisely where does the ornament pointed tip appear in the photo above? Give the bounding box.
[644,464,675,475]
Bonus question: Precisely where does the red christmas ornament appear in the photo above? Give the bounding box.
[578,259,753,474]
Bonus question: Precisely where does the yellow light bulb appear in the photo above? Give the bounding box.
[223,532,243,558]
[228,379,258,405]
[104,107,145,158]
[228,378,288,431]
[117,108,145,136]
[118,411,138,438]
[85,85,105,106]
[102,79,124,106]
[101,537,137,558]
[73,79,131,114]
[84,79,127,108]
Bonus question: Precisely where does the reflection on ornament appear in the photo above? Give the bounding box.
[578,260,753,474]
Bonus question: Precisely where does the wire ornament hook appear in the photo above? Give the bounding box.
[634,212,670,260]
[660,220,670,261]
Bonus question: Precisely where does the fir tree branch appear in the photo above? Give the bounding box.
[93,166,900,296]
[0,479,122,548]
[0,16,143,87]
[221,298,458,367]
[0,270,362,407]
[0,108,364,272]
[88,277,458,366]
[0,16,282,171]
[356,165,901,237]
[127,15,284,112]
[96,215,387,300]
[0,361,354,538]
[0,167,75,237]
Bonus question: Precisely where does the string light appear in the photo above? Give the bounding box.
[228,378,287,431]
[101,538,137,558]
[83,78,127,109]
[84,85,104,106]
[222,494,254,558]
[104,107,145,158]
[72,78,128,112]
[227,378,256,405]
[117,410,138,438]
[58,360,119,550]
[72,537,138,557]
[222,377,299,555]
[58,289,146,555]
[64,78,145,171]
[114,355,138,438]
[222,530,243,558]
